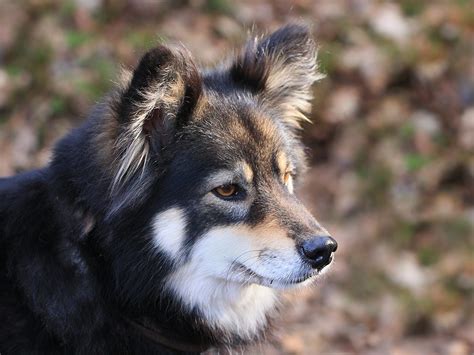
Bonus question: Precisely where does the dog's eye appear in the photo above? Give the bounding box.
[213,184,240,199]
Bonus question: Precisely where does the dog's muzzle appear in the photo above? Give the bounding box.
[298,236,338,271]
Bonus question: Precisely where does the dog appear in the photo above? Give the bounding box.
[0,24,337,354]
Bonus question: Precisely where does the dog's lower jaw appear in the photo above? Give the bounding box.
[164,261,334,345]
[206,282,278,340]
[166,271,278,343]
[230,262,321,290]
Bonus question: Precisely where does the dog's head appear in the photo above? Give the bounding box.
[91,24,336,340]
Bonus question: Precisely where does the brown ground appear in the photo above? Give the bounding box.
[0,1,473,354]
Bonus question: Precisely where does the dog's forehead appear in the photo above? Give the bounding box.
[191,93,287,163]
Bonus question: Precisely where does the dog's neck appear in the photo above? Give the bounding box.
[123,316,210,353]
[166,265,279,343]
[120,278,278,352]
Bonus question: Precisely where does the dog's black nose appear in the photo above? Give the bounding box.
[299,236,337,270]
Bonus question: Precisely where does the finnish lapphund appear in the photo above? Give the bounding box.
[0,24,337,354]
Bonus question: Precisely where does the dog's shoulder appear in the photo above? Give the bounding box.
[0,169,102,352]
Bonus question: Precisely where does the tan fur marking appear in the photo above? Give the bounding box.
[229,116,252,140]
[234,219,293,249]
[191,90,207,119]
[276,151,288,175]
[241,162,254,183]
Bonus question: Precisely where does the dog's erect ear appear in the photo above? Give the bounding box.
[112,46,202,191]
[230,24,322,128]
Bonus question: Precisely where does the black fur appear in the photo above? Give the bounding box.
[0,24,321,354]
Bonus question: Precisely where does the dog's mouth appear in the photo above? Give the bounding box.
[230,262,319,289]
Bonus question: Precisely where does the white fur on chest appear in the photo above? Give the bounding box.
[166,263,277,339]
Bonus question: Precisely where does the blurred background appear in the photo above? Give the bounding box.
[0,0,473,354]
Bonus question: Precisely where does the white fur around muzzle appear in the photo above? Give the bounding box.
[151,208,326,337]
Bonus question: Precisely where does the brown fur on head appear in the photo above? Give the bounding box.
[111,46,202,192]
[230,24,323,128]
[100,24,322,202]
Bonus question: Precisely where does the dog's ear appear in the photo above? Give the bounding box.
[112,46,202,191]
[230,24,322,128]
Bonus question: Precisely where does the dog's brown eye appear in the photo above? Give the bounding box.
[213,184,239,198]
[283,171,292,185]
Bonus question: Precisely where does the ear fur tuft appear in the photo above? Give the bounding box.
[230,24,324,128]
[111,45,202,193]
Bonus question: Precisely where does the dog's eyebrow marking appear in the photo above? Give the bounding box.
[204,170,236,190]
[274,151,295,193]
[152,208,187,258]
[204,163,253,190]
[241,162,254,183]
[276,151,288,174]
